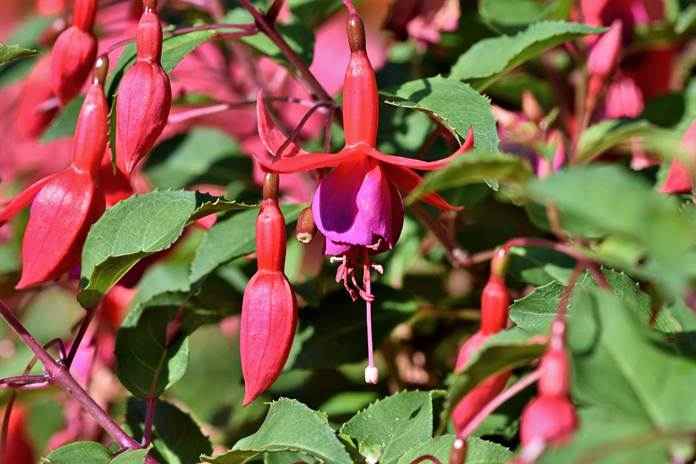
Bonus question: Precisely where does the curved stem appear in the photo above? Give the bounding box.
[411,455,443,464]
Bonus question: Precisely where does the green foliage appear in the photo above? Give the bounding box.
[450,21,603,89]
[0,43,38,66]
[41,442,113,463]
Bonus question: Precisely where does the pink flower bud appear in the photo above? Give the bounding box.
[587,20,623,78]
[605,75,644,118]
[115,9,171,175]
[661,121,696,194]
[520,395,577,447]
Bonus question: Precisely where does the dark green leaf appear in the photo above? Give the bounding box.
[450,21,603,89]
[79,190,250,308]
[382,76,499,151]
[339,391,436,464]
[202,398,352,464]
[127,399,213,464]
[396,436,512,464]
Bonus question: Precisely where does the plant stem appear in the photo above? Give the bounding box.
[0,301,146,455]
[142,397,157,446]
[65,307,97,368]
[238,0,334,103]
[458,369,542,439]
[410,455,443,464]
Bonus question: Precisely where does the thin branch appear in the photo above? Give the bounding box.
[65,307,98,368]
[411,455,443,464]
[0,301,147,456]
[142,397,157,446]
[458,369,542,439]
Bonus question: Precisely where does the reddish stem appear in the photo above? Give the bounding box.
[142,397,157,446]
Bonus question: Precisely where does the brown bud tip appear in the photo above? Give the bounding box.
[262,172,279,200]
[93,55,109,86]
[143,0,157,11]
[346,13,366,53]
[295,207,316,244]
[490,247,510,278]
[449,438,467,464]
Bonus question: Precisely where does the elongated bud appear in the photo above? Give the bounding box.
[256,198,286,272]
[296,206,316,244]
[72,57,109,176]
[538,347,571,397]
[72,0,97,31]
[520,396,577,447]
[50,24,97,103]
[342,9,379,147]
[115,8,171,175]
[481,250,510,335]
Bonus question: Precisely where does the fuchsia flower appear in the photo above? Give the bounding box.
[115,0,172,175]
[0,58,109,289]
[50,0,98,104]
[254,3,474,383]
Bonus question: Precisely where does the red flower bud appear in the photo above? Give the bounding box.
[520,395,577,447]
[240,187,298,405]
[452,331,511,434]
[538,347,571,397]
[16,55,59,139]
[0,64,108,289]
[2,406,35,464]
[115,9,171,175]
[480,275,510,335]
[50,0,98,104]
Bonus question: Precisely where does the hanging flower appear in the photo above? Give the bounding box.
[253,2,474,383]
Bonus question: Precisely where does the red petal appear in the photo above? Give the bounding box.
[661,160,693,194]
[0,174,58,224]
[381,163,460,211]
[240,271,297,405]
[368,128,474,171]
[255,148,361,173]
[256,90,310,159]
[16,168,101,289]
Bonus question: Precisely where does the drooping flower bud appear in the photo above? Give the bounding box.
[50,0,98,104]
[2,406,35,464]
[519,395,577,447]
[240,173,298,405]
[115,5,172,175]
[0,58,109,289]
[586,20,623,111]
[481,248,510,335]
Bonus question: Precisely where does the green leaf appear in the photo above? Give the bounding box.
[292,285,417,369]
[146,129,251,189]
[0,43,38,66]
[440,329,545,428]
[339,391,436,464]
[127,399,213,464]
[190,204,305,283]
[79,190,250,308]
[288,0,343,28]
[382,76,499,152]
[202,398,352,464]
[479,0,573,33]
[41,441,112,464]
[450,21,603,89]
[110,449,149,464]
[675,5,696,35]
[405,150,532,205]
[223,9,314,65]
[396,436,512,464]
[527,165,696,297]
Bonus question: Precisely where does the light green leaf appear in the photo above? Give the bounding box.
[79,190,250,308]
[202,399,352,464]
[0,43,38,66]
[41,441,112,464]
[382,76,499,151]
[339,391,436,464]
[480,0,573,33]
[440,329,545,429]
[190,204,305,283]
[396,436,512,464]
[450,21,603,89]
[405,150,532,205]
